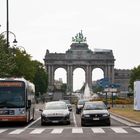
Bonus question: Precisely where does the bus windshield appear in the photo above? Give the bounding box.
[0,82,25,108]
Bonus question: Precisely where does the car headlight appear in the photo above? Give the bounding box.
[103,113,110,117]
[42,112,47,117]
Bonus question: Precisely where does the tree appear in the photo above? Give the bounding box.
[129,65,140,90]
[32,60,48,96]
[0,35,48,95]
[11,47,35,82]
[0,35,16,77]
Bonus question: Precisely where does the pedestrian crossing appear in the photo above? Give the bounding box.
[0,127,140,135]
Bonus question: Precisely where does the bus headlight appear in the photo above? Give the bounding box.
[19,109,25,114]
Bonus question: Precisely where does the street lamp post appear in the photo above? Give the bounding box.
[5,0,18,47]
[6,0,9,48]
[0,31,18,46]
[104,85,117,107]
[6,0,10,47]
[110,87,117,108]
[104,86,109,106]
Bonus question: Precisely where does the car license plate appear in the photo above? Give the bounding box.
[93,118,99,120]
[52,120,59,123]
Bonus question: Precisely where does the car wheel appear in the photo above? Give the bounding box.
[81,120,85,126]
[67,121,71,125]
[41,122,45,126]
[76,109,79,114]
[41,119,45,126]
[106,121,111,126]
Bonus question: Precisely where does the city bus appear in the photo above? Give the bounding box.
[0,78,35,123]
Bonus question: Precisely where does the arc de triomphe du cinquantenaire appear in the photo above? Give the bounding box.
[44,31,115,92]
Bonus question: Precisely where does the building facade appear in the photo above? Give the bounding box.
[44,31,115,92]
[114,69,131,92]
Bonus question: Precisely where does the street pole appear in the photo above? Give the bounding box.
[6,0,9,48]
[105,92,108,106]
[111,92,113,107]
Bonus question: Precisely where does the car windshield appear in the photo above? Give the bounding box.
[84,102,107,110]
[61,100,70,104]
[78,99,88,105]
[45,102,67,110]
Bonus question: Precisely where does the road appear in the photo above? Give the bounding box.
[0,104,140,140]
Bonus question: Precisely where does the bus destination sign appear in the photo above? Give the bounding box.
[0,82,23,87]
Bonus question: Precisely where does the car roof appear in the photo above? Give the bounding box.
[60,100,70,103]
[85,101,105,105]
[45,101,66,105]
[78,99,89,102]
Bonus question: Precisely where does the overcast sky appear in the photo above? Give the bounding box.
[0,0,140,90]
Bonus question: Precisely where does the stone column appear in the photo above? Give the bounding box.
[47,65,54,91]
[110,66,114,83]
[107,65,115,84]
[88,66,92,89]
[104,66,108,78]
[85,65,92,89]
[67,65,73,92]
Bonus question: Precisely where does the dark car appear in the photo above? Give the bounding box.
[76,99,89,114]
[81,101,111,126]
[40,101,70,125]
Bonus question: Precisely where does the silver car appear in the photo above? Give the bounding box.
[60,100,72,111]
[81,101,111,126]
[40,101,70,125]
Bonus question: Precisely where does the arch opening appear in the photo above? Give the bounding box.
[73,68,85,92]
[92,68,104,93]
[54,68,66,90]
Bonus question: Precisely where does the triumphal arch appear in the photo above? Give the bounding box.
[44,31,115,92]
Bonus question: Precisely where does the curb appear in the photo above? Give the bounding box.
[110,112,140,126]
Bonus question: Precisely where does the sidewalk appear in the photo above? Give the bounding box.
[110,106,140,126]
[111,112,140,126]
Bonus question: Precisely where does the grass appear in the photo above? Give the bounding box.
[110,107,140,122]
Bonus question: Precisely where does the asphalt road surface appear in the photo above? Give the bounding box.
[0,104,140,140]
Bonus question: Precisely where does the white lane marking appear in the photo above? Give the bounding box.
[72,128,83,133]
[111,127,128,133]
[0,129,8,133]
[24,117,41,129]
[51,128,63,134]
[132,127,140,132]
[91,128,105,133]
[9,129,25,134]
[30,128,45,134]
[72,112,77,127]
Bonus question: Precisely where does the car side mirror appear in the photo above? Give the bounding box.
[39,109,43,112]
[68,108,72,112]
[107,106,110,109]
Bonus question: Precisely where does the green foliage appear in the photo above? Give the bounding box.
[0,35,16,77]
[11,47,35,82]
[0,35,48,95]
[129,65,140,90]
[92,85,104,93]
[32,60,48,96]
